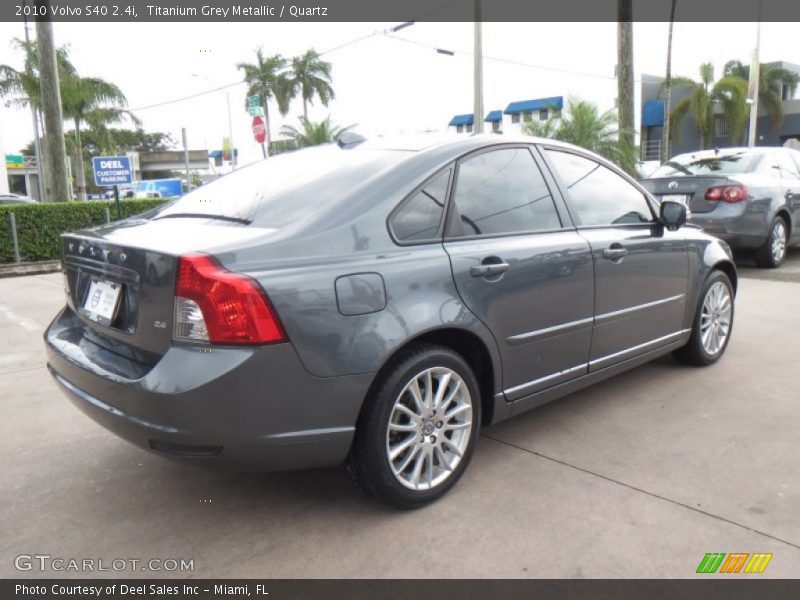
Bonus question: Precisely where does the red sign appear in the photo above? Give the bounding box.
[252,116,267,144]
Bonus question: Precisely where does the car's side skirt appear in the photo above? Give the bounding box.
[500,332,691,421]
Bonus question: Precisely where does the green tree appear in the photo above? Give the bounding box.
[2,39,137,199]
[724,59,800,131]
[521,98,636,172]
[0,38,73,111]
[282,49,334,120]
[662,62,749,148]
[237,49,290,154]
[60,73,139,199]
[279,117,355,148]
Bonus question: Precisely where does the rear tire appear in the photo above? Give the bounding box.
[754,216,788,268]
[673,270,734,366]
[348,344,481,508]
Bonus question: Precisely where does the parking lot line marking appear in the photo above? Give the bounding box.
[480,433,800,551]
[0,303,41,333]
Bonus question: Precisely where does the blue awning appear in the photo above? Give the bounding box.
[642,100,665,127]
[504,96,563,115]
[484,110,503,123]
[449,114,474,126]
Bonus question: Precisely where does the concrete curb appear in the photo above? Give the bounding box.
[0,260,62,278]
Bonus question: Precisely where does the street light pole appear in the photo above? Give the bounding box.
[747,0,763,148]
[473,0,484,134]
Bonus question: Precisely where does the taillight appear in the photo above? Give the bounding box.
[174,254,285,345]
[705,185,748,203]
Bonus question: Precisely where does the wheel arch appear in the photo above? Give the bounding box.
[359,327,503,428]
[775,209,792,238]
[712,259,738,295]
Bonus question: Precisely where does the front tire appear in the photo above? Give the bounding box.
[754,216,788,268]
[673,270,734,366]
[348,344,481,508]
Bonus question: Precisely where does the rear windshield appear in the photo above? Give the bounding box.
[150,145,407,227]
[651,152,761,178]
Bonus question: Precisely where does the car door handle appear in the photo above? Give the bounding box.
[602,246,629,260]
[470,262,510,277]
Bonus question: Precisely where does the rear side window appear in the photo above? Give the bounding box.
[449,147,561,237]
[775,151,800,180]
[390,169,450,242]
[546,150,653,226]
[151,146,405,227]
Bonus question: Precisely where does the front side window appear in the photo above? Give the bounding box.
[449,148,562,237]
[545,150,653,226]
[390,169,450,242]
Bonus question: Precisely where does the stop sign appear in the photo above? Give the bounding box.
[252,115,267,144]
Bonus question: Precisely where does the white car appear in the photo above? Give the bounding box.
[0,193,35,205]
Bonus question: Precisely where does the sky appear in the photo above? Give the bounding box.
[0,20,798,167]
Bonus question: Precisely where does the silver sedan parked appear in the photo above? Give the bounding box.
[640,147,800,268]
[46,135,736,507]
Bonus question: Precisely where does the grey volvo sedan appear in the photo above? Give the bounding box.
[46,135,737,507]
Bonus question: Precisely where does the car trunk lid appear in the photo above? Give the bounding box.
[640,176,733,214]
[60,217,276,358]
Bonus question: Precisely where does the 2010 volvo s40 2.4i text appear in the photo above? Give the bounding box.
[46,135,737,507]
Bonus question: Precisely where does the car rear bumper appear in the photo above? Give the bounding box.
[690,206,769,250]
[45,307,373,471]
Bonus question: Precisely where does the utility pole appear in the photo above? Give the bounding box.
[182,127,191,189]
[226,91,236,170]
[23,0,45,201]
[36,12,70,202]
[661,0,677,164]
[617,0,635,174]
[747,0,763,148]
[472,0,484,134]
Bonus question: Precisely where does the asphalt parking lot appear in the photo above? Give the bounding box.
[1,249,799,579]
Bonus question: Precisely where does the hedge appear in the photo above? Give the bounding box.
[0,199,169,263]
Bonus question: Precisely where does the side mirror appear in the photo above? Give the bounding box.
[660,200,688,231]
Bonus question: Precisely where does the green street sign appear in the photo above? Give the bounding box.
[247,95,260,109]
[5,154,24,169]
[248,106,264,117]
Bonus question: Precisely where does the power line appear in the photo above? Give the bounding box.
[384,32,646,84]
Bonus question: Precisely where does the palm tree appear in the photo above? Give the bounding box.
[724,59,800,130]
[60,74,138,199]
[279,117,355,148]
[282,50,334,120]
[1,39,135,199]
[616,0,635,174]
[0,38,74,111]
[662,0,678,163]
[521,98,636,171]
[237,49,290,155]
[663,62,749,148]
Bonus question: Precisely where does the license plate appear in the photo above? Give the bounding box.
[661,194,690,206]
[82,278,122,325]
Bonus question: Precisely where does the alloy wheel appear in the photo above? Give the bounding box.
[771,220,787,264]
[385,366,473,491]
[700,281,732,356]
